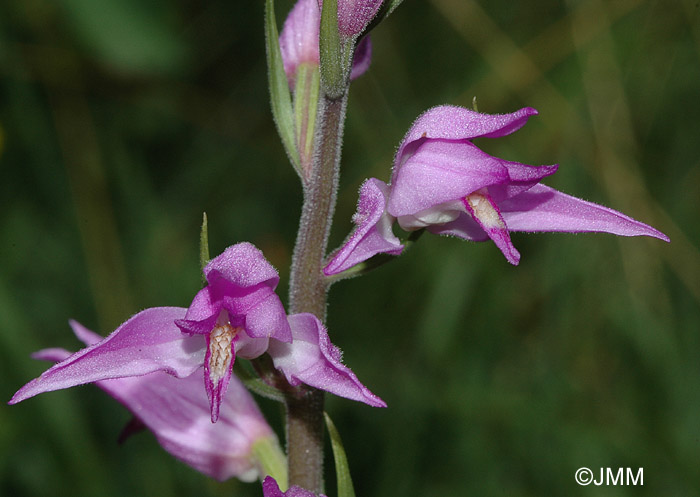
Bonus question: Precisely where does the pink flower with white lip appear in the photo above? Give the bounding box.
[175,242,292,422]
[11,319,279,482]
[10,243,385,427]
[325,105,669,273]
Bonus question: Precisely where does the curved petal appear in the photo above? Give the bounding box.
[462,193,520,265]
[236,333,271,359]
[31,347,73,362]
[425,211,489,241]
[70,319,103,345]
[488,161,558,202]
[397,199,465,231]
[324,178,403,276]
[350,35,372,79]
[205,243,280,292]
[389,140,508,217]
[394,105,538,170]
[17,323,279,482]
[422,201,521,264]
[10,307,204,404]
[178,243,289,341]
[124,369,276,482]
[269,314,386,408]
[500,184,671,241]
[349,35,372,80]
[243,292,292,342]
[176,287,221,335]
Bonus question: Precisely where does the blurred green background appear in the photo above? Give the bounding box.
[1,0,699,495]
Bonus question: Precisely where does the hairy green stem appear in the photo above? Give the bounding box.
[289,93,347,317]
[285,389,326,491]
[286,91,348,492]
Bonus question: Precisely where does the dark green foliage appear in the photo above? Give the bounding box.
[1,1,698,496]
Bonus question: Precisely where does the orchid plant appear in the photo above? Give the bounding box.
[9,1,668,496]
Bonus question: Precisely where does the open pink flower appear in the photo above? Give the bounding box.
[11,243,384,425]
[175,243,291,422]
[325,105,669,273]
[11,319,279,482]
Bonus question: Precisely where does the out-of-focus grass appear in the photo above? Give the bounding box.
[1,0,698,496]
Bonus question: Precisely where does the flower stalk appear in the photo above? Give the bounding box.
[286,86,348,493]
[289,92,347,318]
[286,0,353,484]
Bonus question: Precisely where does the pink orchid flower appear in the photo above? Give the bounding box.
[11,243,384,427]
[325,106,669,273]
[12,319,278,481]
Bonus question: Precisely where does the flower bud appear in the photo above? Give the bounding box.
[280,0,374,88]
[333,0,384,37]
[279,0,320,88]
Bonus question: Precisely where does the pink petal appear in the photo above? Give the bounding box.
[100,368,274,481]
[205,243,280,291]
[31,347,73,362]
[462,192,520,265]
[324,178,403,276]
[10,308,204,405]
[176,287,221,335]
[388,140,509,217]
[243,292,292,342]
[426,212,489,242]
[349,35,372,80]
[263,476,326,497]
[269,314,386,408]
[500,184,671,241]
[16,322,278,481]
[178,243,291,343]
[394,106,538,170]
[489,161,558,202]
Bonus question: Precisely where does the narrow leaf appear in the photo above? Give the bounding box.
[324,412,356,497]
[199,212,210,285]
[265,0,301,174]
